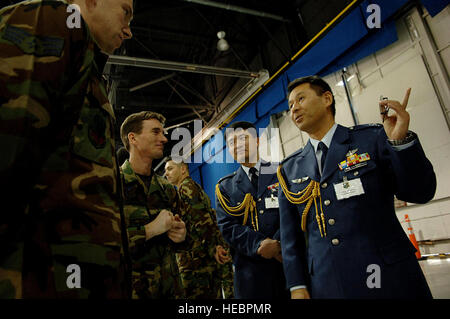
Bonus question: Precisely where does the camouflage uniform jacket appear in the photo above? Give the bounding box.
[177,176,218,269]
[0,1,126,298]
[120,159,187,299]
[175,176,221,298]
[209,208,234,299]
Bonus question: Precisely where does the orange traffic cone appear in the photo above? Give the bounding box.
[405,214,421,259]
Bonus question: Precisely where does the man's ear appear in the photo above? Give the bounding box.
[323,91,333,108]
[128,132,135,146]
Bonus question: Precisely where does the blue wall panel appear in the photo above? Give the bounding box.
[254,115,271,131]
[229,101,257,125]
[201,139,213,163]
[287,9,368,81]
[201,160,240,209]
[360,0,409,23]
[270,99,290,116]
[256,76,287,118]
[420,0,449,17]
[190,167,201,186]
[320,19,398,75]
[188,160,203,172]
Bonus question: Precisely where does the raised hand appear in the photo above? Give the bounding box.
[379,88,411,140]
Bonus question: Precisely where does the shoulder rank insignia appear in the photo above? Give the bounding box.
[339,152,370,171]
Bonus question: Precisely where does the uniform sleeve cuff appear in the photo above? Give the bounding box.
[390,139,416,151]
[254,239,264,256]
[387,131,417,150]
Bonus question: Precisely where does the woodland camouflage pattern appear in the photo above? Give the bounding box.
[121,159,186,299]
[176,176,219,299]
[0,0,127,298]
[209,209,234,299]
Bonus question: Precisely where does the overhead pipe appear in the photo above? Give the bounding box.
[107,55,261,79]
[182,0,291,23]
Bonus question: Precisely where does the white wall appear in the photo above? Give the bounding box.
[409,5,450,254]
[424,5,450,126]
[349,9,450,201]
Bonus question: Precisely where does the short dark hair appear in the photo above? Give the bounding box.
[287,75,336,117]
[120,111,166,151]
[225,121,257,142]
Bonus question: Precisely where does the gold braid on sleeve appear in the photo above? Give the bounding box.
[215,184,259,231]
[277,165,327,238]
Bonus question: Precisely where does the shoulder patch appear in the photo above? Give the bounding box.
[217,171,236,185]
[3,24,65,57]
[349,123,382,131]
[281,147,304,164]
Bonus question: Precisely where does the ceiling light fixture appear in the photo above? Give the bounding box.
[217,31,230,51]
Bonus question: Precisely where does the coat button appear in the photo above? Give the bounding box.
[328,219,335,225]
[324,199,331,206]
[354,171,359,176]
[259,210,264,214]
[258,198,262,202]
[332,238,340,245]
[321,183,328,188]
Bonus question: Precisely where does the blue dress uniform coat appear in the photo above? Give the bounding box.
[215,161,289,299]
[278,124,436,299]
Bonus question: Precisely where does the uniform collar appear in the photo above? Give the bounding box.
[121,159,154,193]
[94,44,109,74]
[309,123,338,153]
[179,175,192,187]
[82,16,109,75]
[241,160,261,180]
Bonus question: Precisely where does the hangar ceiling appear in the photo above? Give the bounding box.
[109,0,354,156]
[5,0,354,162]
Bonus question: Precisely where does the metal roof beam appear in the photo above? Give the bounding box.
[107,55,261,79]
[182,0,291,23]
[129,73,177,92]
[117,103,213,111]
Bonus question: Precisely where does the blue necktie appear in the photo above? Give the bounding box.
[249,167,258,189]
[318,142,328,174]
